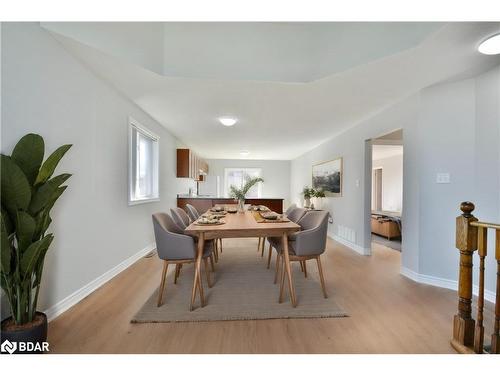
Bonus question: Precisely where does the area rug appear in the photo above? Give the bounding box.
[132,238,348,323]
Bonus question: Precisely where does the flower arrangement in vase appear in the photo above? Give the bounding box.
[229,176,264,212]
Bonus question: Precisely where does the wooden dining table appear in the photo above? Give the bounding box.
[184,209,301,311]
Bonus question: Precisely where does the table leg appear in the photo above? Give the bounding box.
[190,232,205,311]
[281,232,297,307]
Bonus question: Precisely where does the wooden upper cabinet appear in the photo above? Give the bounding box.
[177,149,209,180]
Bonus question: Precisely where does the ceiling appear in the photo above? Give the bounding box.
[160,23,443,82]
[43,22,500,160]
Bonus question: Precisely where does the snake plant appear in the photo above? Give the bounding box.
[1,134,72,325]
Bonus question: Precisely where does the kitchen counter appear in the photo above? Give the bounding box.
[177,196,284,213]
[177,195,284,200]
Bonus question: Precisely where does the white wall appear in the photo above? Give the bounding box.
[206,159,291,206]
[291,65,500,295]
[373,152,403,213]
[291,95,420,260]
[1,23,180,318]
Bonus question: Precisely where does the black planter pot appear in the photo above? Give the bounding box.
[1,312,48,354]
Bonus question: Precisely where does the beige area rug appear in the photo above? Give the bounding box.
[132,238,348,323]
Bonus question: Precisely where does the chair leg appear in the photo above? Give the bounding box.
[257,237,262,252]
[279,256,286,303]
[261,237,266,257]
[203,257,212,288]
[157,261,169,307]
[267,244,272,269]
[219,238,223,253]
[303,261,307,278]
[300,261,304,272]
[209,253,215,272]
[274,253,281,284]
[174,264,181,284]
[316,256,327,298]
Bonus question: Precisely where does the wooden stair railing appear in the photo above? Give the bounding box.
[451,201,500,354]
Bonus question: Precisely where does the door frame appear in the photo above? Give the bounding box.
[363,130,404,256]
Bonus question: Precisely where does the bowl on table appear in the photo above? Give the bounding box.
[260,212,279,220]
[196,217,224,225]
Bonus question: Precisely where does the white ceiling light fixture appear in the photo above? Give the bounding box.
[219,117,238,127]
[478,33,500,55]
[240,150,250,157]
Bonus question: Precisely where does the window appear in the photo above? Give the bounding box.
[128,118,159,205]
[224,168,262,198]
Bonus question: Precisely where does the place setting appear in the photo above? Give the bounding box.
[252,210,290,223]
[195,212,226,225]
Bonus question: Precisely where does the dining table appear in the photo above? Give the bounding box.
[184,208,301,311]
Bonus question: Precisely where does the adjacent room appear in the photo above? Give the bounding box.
[371,130,403,252]
[1,20,500,356]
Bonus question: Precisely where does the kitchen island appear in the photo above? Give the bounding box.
[177,196,284,214]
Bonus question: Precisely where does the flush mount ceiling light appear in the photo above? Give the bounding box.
[219,117,238,127]
[240,150,250,156]
[478,33,500,55]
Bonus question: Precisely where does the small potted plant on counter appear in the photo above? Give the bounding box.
[302,186,315,208]
[312,189,326,210]
[1,134,72,353]
[229,175,264,213]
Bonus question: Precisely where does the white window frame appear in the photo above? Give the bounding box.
[224,167,262,198]
[128,117,160,205]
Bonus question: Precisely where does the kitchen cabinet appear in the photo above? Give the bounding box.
[177,149,208,180]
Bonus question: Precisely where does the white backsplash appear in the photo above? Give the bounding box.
[177,177,197,195]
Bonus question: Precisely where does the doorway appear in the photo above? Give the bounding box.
[368,130,403,252]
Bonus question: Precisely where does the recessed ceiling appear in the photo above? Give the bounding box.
[160,22,443,82]
[43,22,443,83]
[43,22,500,160]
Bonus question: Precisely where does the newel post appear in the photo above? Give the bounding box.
[452,202,478,348]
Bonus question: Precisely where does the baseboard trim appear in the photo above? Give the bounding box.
[44,243,155,322]
[400,267,496,304]
[330,235,371,256]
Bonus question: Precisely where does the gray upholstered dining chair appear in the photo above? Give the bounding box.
[152,212,215,307]
[285,203,297,215]
[265,207,307,268]
[171,206,221,262]
[185,204,200,222]
[257,205,298,257]
[287,207,307,223]
[268,210,330,300]
[170,207,191,230]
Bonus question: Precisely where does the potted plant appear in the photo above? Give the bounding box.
[302,186,315,208]
[312,189,326,210]
[228,175,264,212]
[1,134,72,353]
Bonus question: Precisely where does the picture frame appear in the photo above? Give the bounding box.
[312,157,343,197]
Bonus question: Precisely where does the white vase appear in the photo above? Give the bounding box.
[304,197,311,208]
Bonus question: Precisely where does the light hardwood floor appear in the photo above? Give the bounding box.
[47,238,494,353]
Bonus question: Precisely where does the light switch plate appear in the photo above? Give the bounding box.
[436,173,451,184]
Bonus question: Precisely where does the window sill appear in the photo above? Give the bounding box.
[128,197,160,206]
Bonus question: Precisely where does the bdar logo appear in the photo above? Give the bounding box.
[1,340,17,354]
